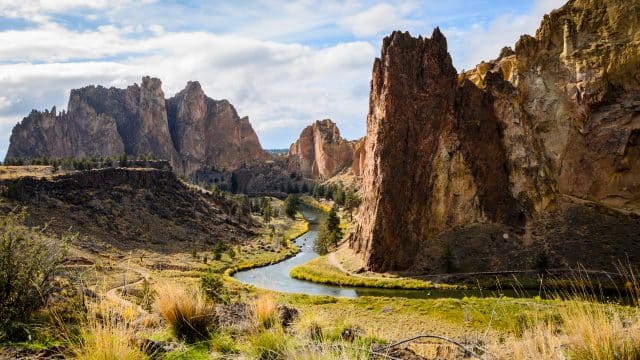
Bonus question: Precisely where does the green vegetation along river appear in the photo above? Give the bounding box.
[233,208,524,299]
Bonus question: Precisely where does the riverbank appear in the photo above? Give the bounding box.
[223,211,309,281]
[290,255,456,290]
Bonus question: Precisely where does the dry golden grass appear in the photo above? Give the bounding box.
[0,165,58,179]
[155,283,216,343]
[253,292,278,329]
[72,307,147,360]
[492,300,640,360]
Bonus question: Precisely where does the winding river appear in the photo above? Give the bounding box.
[233,208,520,299]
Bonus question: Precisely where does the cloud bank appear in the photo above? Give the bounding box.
[0,0,564,157]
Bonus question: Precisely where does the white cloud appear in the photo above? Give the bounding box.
[343,3,414,37]
[0,97,14,110]
[0,0,569,154]
[148,24,164,35]
[445,0,566,71]
[0,0,156,20]
[0,23,374,150]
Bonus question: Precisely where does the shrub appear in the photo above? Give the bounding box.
[155,283,216,343]
[200,274,229,304]
[0,209,69,332]
[139,279,156,313]
[253,293,278,329]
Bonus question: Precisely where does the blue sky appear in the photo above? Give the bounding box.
[0,0,565,156]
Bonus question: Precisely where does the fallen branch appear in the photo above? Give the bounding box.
[375,334,489,359]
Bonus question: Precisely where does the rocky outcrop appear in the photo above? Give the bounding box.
[5,106,124,160]
[7,77,268,175]
[287,119,354,179]
[166,81,269,174]
[351,137,367,177]
[351,0,640,273]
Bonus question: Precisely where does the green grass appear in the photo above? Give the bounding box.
[164,343,210,360]
[210,332,239,355]
[282,292,565,337]
[246,328,291,360]
[289,256,454,290]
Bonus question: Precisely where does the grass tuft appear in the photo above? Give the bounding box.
[247,328,290,360]
[73,313,146,360]
[155,283,216,343]
[253,293,278,329]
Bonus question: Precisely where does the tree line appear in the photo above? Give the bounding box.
[3,154,169,173]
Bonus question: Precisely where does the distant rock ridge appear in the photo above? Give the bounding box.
[6,76,269,174]
[287,119,355,179]
[350,0,640,273]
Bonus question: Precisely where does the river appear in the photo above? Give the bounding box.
[233,208,522,299]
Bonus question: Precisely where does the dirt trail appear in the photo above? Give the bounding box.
[104,261,151,314]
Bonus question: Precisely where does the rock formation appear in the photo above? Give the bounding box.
[351,0,640,273]
[6,77,268,174]
[351,137,367,177]
[287,119,355,179]
[166,81,268,173]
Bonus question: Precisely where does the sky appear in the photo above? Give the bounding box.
[0,0,565,156]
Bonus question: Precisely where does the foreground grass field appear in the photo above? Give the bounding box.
[3,196,640,359]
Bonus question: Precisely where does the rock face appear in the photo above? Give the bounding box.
[6,77,268,174]
[351,137,367,177]
[351,0,640,273]
[166,81,268,174]
[287,119,354,179]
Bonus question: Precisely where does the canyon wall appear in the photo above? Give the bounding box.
[6,77,269,174]
[351,0,640,273]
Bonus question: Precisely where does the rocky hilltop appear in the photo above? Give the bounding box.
[351,0,640,273]
[287,119,355,179]
[6,77,269,174]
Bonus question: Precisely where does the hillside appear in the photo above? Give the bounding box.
[0,166,256,253]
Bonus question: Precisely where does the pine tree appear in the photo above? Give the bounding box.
[314,207,343,255]
[262,201,272,224]
[284,194,297,219]
[344,188,361,220]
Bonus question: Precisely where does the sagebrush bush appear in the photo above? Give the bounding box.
[0,208,69,332]
[200,273,229,303]
[155,283,216,343]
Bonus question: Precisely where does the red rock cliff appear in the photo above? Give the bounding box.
[7,77,268,174]
[351,0,640,273]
